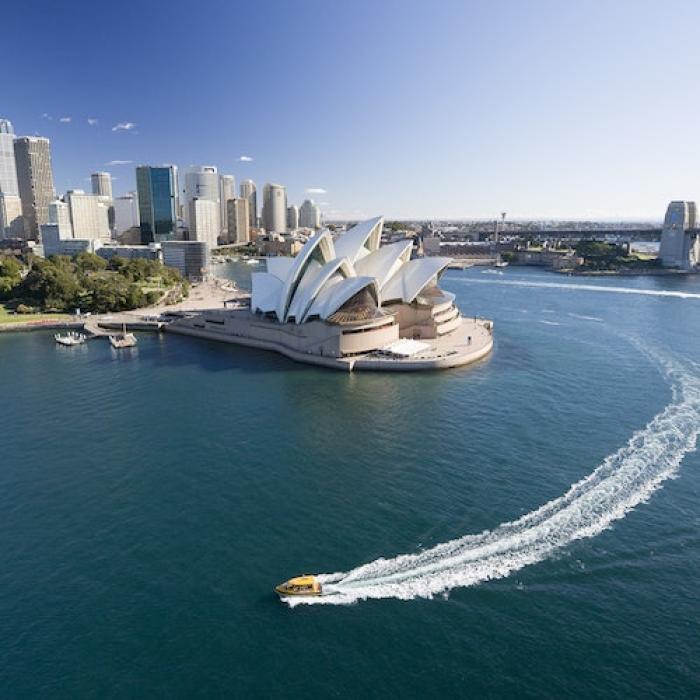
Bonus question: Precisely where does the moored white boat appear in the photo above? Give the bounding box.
[54,331,87,346]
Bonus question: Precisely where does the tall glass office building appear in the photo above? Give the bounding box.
[136,165,178,244]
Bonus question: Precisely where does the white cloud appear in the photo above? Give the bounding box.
[87,118,98,126]
[238,155,253,162]
[105,160,133,166]
[112,122,136,132]
[306,187,327,195]
[42,113,53,120]
[59,116,72,123]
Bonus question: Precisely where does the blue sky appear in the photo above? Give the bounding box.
[5,0,700,220]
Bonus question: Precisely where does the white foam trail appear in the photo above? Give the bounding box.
[458,278,700,300]
[287,350,700,607]
[540,320,562,326]
[568,313,604,322]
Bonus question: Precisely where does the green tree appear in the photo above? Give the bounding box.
[74,252,107,273]
[20,258,81,310]
[0,256,22,300]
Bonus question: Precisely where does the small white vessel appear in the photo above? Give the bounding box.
[109,323,137,349]
[55,331,87,346]
[245,258,260,266]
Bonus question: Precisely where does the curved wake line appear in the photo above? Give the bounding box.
[457,278,700,300]
[288,350,700,607]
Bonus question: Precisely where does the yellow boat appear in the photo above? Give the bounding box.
[275,574,323,597]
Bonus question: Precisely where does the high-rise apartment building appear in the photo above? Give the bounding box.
[0,119,20,197]
[287,205,299,230]
[136,165,178,244]
[65,190,111,241]
[227,197,250,244]
[188,198,220,248]
[91,172,113,199]
[14,136,56,240]
[240,179,257,229]
[219,174,235,235]
[262,183,287,234]
[299,199,321,229]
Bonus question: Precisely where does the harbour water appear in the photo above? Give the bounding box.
[1,267,699,697]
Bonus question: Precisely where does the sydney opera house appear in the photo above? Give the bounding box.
[169,217,493,370]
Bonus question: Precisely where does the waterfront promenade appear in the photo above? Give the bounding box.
[0,277,241,334]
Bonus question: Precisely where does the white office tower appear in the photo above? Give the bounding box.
[90,172,113,199]
[299,199,321,229]
[262,183,287,233]
[0,118,22,239]
[65,190,110,241]
[189,198,220,248]
[0,119,22,237]
[184,166,219,227]
[0,119,20,197]
[240,179,257,229]
[0,194,23,238]
[227,197,250,244]
[48,199,73,238]
[659,200,699,270]
[114,192,140,235]
[287,204,299,230]
[219,174,235,235]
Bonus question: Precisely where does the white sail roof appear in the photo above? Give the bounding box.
[380,257,452,304]
[354,240,412,290]
[275,229,335,321]
[333,216,383,263]
[249,217,454,325]
[251,272,284,313]
[287,257,355,323]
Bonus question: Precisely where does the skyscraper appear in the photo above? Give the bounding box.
[240,179,257,229]
[14,136,56,240]
[219,174,235,235]
[299,199,321,229]
[227,198,250,244]
[262,183,287,234]
[188,198,220,249]
[0,119,19,197]
[184,166,218,227]
[136,165,178,244]
[91,172,113,199]
[113,192,140,235]
[0,120,22,238]
[287,205,299,230]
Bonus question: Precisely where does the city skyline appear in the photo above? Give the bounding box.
[5,0,700,220]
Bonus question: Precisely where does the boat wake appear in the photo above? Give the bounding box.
[457,277,700,300]
[286,348,700,607]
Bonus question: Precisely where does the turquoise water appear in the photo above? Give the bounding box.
[1,267,699,697]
